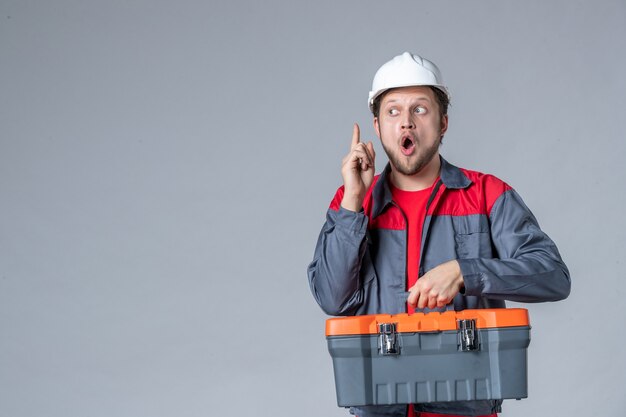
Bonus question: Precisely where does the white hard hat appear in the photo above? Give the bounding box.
[368,52,450,111]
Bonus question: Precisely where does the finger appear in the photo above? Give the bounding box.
[366,141,376,161]
[360,141,373,164]
[351,123,361,148]
[428,295,438,310]
[351,147,373,167]
[407,287,417,307]
[412,289,423,309]
[437,295,449,308]
[363,142,376,170]
[342,146,370,165]
[408,293,419,308]
[417,290,429,310]
[417,295,425,310]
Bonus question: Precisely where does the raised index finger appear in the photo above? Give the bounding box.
[351,123,361,148]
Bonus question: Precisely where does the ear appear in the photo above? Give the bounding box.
[440,114,448,137]
[373,117,381,139]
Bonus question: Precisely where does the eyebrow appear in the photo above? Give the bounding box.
[384,96,432,105]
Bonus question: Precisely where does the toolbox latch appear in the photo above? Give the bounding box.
[457,319,479,351]
[378,322,399,356]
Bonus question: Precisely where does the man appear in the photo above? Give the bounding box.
[307,52,571,417]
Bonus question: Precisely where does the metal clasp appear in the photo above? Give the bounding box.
[378,322,399,355]
[458,319,479,351]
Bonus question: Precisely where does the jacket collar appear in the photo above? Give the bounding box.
[371,156,472,219]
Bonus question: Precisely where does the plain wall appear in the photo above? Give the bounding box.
[1,1,625,416]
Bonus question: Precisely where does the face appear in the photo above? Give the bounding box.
[374,86,448,177]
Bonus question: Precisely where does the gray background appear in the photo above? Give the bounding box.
[1,1,625,416]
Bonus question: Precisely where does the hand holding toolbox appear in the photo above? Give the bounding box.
[325,308,530,407]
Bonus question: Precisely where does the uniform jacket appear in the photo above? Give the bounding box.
[307,156,570,416]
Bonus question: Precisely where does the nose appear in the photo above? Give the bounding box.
[401,117,415,129]
[401,113,414,129]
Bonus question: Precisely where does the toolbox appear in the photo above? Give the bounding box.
[326,309,530,407]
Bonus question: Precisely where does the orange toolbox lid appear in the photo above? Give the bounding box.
[326,308,529,337]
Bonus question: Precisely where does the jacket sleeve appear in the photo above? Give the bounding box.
[458,189,571,302]
[307,205,369,316]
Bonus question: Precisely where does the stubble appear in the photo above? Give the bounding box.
[381,135,442,176]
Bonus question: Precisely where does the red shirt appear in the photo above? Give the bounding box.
[389,182,434,314]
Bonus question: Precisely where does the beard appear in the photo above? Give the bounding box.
[381,134,442,176]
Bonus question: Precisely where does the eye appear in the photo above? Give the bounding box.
[388,108,399,116]
[414,106,427,114]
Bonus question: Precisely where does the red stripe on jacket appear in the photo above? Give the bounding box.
[431,169,512,217]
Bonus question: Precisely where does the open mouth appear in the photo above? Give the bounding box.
[401,135,416,156]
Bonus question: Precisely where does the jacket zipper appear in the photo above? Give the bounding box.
[390,200,410,312]
[418,179,444,277]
